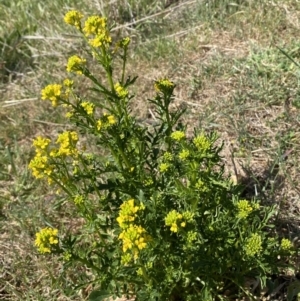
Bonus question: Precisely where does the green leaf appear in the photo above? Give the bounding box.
[287,280,300,301]
[89,290,111,301]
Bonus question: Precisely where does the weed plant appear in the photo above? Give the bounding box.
[28,10,296,301]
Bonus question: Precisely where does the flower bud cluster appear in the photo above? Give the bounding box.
[165,210,194,233]
[35,227,59,254]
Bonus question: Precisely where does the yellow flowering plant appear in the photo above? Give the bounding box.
[30,11,296,301]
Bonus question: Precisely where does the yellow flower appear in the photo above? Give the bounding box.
[74,194,84,205]
[165,210,193,233]
[83,16,107,36]
[89,33,111,48]
[80,101,94,115]
[117,199,142,229]
[65,111,74,118]
[63,78,74,87]
[179,149,190,160]
[33,136,51,151]
[170,224,178,232]
[163,152,173,161]
[114,82,128,98]
[236,199,253,219]
[41,84,62,107]
[56,131,79,157]
[121,253,132,265]
[35,227,59,254]
[63,251,72,261]
[66,55,86,75]
[170,131,185,141]
[193,133,211,151]
[64,10,83,29]
[98,114,117,129]
[96,119,102,131]
[107,115,116,125]
[245,233,262,257]
[29,154,54,179]
[159,163,170,173]
[154,78,174,93]
[281,238,293,251]
[119,224,150,254]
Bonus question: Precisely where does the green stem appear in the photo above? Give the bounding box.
[121,48,127,84]
[73,254,102,274]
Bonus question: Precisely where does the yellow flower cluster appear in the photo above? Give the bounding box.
[159,162,170,173]
[83,15,111,48]
[117,199,142,229]
[63,78,74,87]
[64,10,83,29]
[35,227,59,254]
[165,210,194,233]
[96,114,116,131]
[178,149,190,160]
[83,15,107,35]
[170,131,185,141]
[114,82,128,98]
[74,194,84,205]
[193,134,211,152]
[29,131,80,181]
[281,238,293,251]
[29,136,54,180]
[117,199,149,262]
[244,233,262,257]
[154,78,174,92]
[236,200,253,219]
[119,224,149,253]
[80,101,94,115]
[66,55,86,75]
[54,131,79,157]
[41,84,62,107]
[163,152,173,161]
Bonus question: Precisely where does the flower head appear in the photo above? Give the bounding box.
[236,199,253,219]
[245,233,262,257]
[63,79,74,88]
[83,16,107,36]
[66,55,86,75]
[179,149,190,160]
[193,133,211,152]
[117,199,142,229]
[163,152,173,161]
[170,131,185,141]
[35,227,59,254]
[159,162,170,173]
[55,131,79,157]
[41,84,62,107]
[29,154,53,179]
[64,10,83,29]
[119,224,150,253]
[80,101,94,115]
[114,82,128,98]
[281,238,293,251]
[154,78,174,93]
[33,136,51,154]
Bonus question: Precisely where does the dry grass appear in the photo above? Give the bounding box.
[1,0,300,299]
